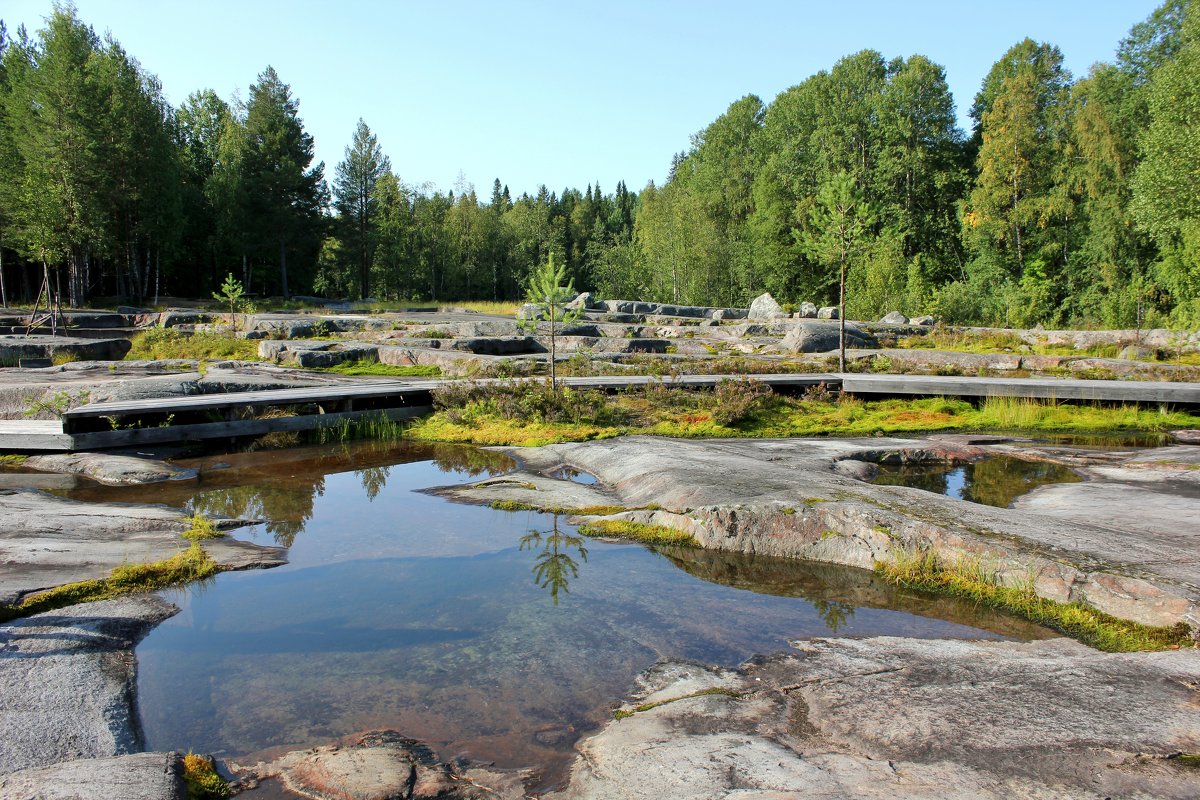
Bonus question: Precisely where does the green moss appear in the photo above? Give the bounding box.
[127,329,259,362]
[579,520,697,546]
[182,751,230,799]
[489,499,634,516]
[181,512,224,542]
[0,544,219,623]
[781,507,797,515]
[877,550,1193,652]
[820,529,844,540]
[0,454,28,466]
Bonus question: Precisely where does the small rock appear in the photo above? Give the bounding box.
[565,291,594,311]
[1172,430,1200,444]
[817,306,840,320]
[748,292,786,320]
[1118,345,1155,361]
[798,302,818,318]
[516,303,545,321]
[910,315,936,326]
[780,321,877,353]
[879,311,909,325]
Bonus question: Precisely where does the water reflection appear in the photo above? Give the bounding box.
[873,455,1081,508]
[520,515,589,605]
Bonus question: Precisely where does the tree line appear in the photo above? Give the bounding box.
[0,1,1196,329]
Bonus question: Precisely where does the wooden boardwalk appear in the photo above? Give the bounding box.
[1,372,1197,452]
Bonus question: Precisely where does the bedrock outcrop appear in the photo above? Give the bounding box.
[546,637,1200,800]
[437,434,1200,630]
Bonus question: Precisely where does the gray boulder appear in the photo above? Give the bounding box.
[879,311,909,324]
[797,302,818,318]
[515,303,544,321]
[817,306,840,320]
[565,291,595,311]
[911,314,936,326]
[781,321,876,353]
[748,292,785,320]
[1119,345,1155,361]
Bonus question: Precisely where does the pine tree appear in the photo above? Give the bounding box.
[333,118,390,299]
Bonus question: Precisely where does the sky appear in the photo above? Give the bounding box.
[1,0,1164,199]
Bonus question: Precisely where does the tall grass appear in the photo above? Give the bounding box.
[878,549,1192,652]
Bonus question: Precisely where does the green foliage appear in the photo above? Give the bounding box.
[518,253,582,389]
[22,389,89,419]
[578,519,698,546]
[877,549,1192,651]
[211,273,251,323]
[314,360,441,378]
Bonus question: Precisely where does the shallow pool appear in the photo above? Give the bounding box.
[61,441,1049,788]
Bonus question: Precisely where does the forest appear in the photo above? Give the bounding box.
[0,1,1197,329]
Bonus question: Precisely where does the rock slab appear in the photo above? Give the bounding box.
[549,637,1200,800]
[0,752,186,800]
[0,596,178,775]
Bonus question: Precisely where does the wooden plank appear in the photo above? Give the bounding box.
[0,419,73,451]
[65,405,432,451]
[841,374,1200,403]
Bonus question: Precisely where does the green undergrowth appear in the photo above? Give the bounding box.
[314,360,441,378]
[578,519,698,546]
[403,378,1200,447]
[126,328,260,362]
[489,500,631,516]
[0,454,28,466]
[182,751,230,799]
[306,413,410,444]
[181,512,224,542]
[877,550,1193,652]
[0,544,219,623]
[613,687,741,720]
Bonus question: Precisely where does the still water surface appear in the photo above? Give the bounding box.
[61,441,1050,784]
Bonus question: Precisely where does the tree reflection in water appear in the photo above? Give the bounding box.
[355,466,391,501]
[520,515,589,605]
[811,599,855,632]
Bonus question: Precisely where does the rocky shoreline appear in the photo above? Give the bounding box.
[2,434,1199,798]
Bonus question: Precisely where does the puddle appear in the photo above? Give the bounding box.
[873,455,1082,508]
[546,465,599,485]
[48,441,1051,790]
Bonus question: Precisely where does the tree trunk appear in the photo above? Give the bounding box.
[839,258,846,373]
[279,237,290,299]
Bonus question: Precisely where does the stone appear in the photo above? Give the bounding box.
[817,305,839,319]
[0,335,131,363]
[1119,344,1155,361]
[1172,429,1200,444]
[748,292,785,320]
[235,730,516,800]
[780,321,877,353]
[797,301,818,318]
[0,752,187,800]
[547,638,1200,800]
[0,596,180,774]
[910,314,936,326]
[23,453,198,486]
[565,291,595,311]
[879,310,909,324]
[516,303,545,321]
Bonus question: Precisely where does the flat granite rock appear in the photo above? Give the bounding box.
[548,637,1200,800]
[439,435,1200,629]
[0,752,186,799]
[0,596,178,775]
[0,489,285,605]
[23,453,198,486]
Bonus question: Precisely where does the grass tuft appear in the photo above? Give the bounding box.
[877,549,1193,652]
[578,519,698,546]
[181,512,224,542]
[613,687,741,720]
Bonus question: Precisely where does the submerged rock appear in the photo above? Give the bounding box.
[234,730,526,800]
[23,453,198,486]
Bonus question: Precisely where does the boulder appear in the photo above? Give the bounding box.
[1170,429,1200,444]
[911,314,936,326]
[817,305,840,319]
[781,321,877,353]
[797,301,818,318]
[1119,345,1155,361]
[516,303,545,321]
[748,292,785,320]
[565,291,595,311]
[879,311,909,324]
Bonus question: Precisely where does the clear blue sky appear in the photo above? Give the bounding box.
[2,0,1163,199]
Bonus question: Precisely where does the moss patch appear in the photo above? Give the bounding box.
[182,751,230,799]
[0,544,219,623]
[315,361,441,378]
[127,329,259,362]
[877,550,1193,652]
